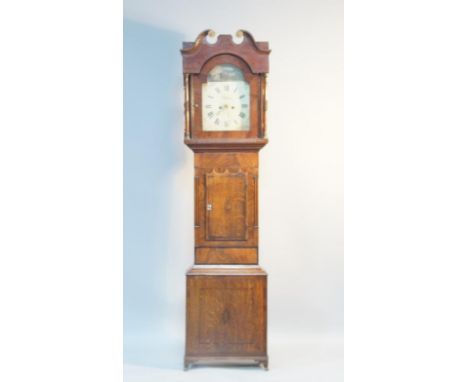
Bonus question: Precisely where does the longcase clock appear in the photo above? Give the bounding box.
[181,30,270,370]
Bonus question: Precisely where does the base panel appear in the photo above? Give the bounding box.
[185,266,268,369]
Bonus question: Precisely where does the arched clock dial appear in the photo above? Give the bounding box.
[202,64,250,131]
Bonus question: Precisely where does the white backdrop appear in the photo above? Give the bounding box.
[123,0,343,380]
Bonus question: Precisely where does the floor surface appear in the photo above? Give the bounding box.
[124,334,343,382]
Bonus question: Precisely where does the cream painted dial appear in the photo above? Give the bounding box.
[202,65,250,131]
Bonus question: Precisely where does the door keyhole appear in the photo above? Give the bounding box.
[222,309,230,324]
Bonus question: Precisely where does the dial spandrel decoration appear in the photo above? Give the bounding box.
[202,64,250,131]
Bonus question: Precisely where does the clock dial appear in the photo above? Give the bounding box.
[202,65,250,131]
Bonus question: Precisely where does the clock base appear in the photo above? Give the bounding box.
[185,266,268,370]
[184,355,268,371]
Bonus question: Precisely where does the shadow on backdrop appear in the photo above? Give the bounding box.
[123,19,185,368]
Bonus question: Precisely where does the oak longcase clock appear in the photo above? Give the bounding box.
[181,30,270,370]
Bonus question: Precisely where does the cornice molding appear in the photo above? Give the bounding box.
[181,30,270,74]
